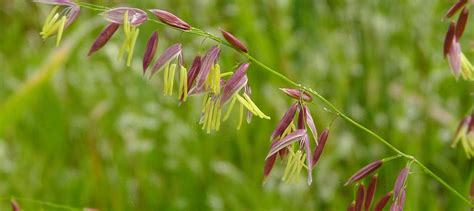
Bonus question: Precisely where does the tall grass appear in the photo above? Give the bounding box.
[0,0,472,210]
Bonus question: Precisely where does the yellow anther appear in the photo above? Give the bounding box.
[237,103,244,130]
[236,94,256,114]
[282,149,307,183]
[282,149,295,181]
[116,11,139,66]
[212,64,221,94]
[42,6,59,32]
[219,71,233,77]
[168,63,176,95]
[40,6,67,46]
[56,16,66,46]
[178,66,188,101]
[202,96,212,131]
[127,28,139,67]
[242,93,270,119]
[123,11,130,36]
[223,95,237,121]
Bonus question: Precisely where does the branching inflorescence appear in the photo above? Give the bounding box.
[443,0,474,160]
[30,0,474,209]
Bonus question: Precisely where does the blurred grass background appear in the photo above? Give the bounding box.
[1,0,473,210]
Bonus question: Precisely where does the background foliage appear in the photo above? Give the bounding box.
[0,0,473,210]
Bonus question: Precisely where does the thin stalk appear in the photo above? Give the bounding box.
[381,154,402,163]
[73,1,473,206]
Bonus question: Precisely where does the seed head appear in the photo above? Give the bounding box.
[311,128,330,168]
[373,191,392,211]
[221,63,250,103]
[263,153,277,182]
[220,28,248,53]
[445,0,468,18]
[101,7,148,26]
[444,21,456,58]
[303,105,318,144]
[266,129,306,159]
[280,88,313,102]
[365,175,378,210]
[143,31,159,73]
[455,8,469,39]
[195,46,221,90]
[270,103,299,141]
[345,160,383,186]
[355,184,365,211]
[393,167,409,200]
[88,23,120,56]
[150,43,183,78]
[149,9,191,30]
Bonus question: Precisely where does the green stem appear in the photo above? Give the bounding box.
[381,154,402,163]
[72,1,472,206]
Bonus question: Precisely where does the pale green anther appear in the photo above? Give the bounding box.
[282,149,295,181]
[206,100,214,132]
[42,13,60,37]
[216,105,222,130]
[179,66,188,101]
[219,72,234,77]
[127,28,139,67]
[206,100,215,134]
[178,73,183,98]
[237,103,244,130]
[211,99,220,130]
[178,66,187,101]
[212,64,221,94]
[283,149,307,183]
[201,95,210,113]
[236,93,270,120]
[223,95,237,121]
[201,97,221,133]
[202,97,212,131]
[284,149,299,182]
[41,6,58,38]
[206,64,221,94]
[123,11,130,37]
[205,66,213,90]
[292,152,306,182]
[242,93,270,119]
[117,30,128,60]
[168,64,177,95]
[460,53,474,81]
[451,125,474,159]
[42,6,59,32]
[40,6,68,46]
[56,16,66,46]
[116,11,139,66]
[182,67,188,101]
[236,94,256,114]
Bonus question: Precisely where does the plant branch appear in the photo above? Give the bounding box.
[73,1,473,206]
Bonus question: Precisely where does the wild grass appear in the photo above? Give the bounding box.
[0,0,472,210]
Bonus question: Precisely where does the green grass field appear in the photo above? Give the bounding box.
[0,0,473,210]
